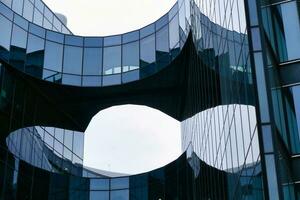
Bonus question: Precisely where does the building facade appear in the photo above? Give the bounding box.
[0,0,299,199]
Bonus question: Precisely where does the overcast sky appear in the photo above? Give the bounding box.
[43,0,181,175]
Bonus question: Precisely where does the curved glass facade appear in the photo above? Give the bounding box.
[1,0,300,199]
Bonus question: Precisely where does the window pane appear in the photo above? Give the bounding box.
[63,46,83,75]
[89,191,109,200]
[0,14,12,60]
[10,25,28,70]
[73,131,84,158]
[90,179,109,190]
[110,190,129,200]
[23,0,33,21]
[65,35,83,46]
[12,0,24,15]
[104,35,121,46]
[122,41,139,72]
[64,130,73,150]
[169,14,179,49]
[33,8,43,26]
[62,74,81,86]
[26,34,45,77]
[44,41,63,72]
[111,177,129,190]
[140,34,155,67]
[83,48,102,75]
[140,23,155,38]
[123,31,139,43]
[102,74,121,86]
[82,76,102,87]
[156,25,169,59]
[103,46,121,75]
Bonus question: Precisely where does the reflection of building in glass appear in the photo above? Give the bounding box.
[0,0,299,199]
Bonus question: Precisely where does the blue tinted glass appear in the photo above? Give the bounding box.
[169,3,178,20]
[54,128,64,142]
[29,23,45,38]
[1,0,12,8]
[111,177,129,190]
[104,35,121,46]
[110,190,129,200]
[82,76,102,87]
[0,3,13,19]
[178,1,186,32]
[11,25,27,48]
[26,34,44,73]
[53,17,62,31]
[14,14,28,30]
[44,6,53,22]
[103,46,121,75]
[89,191,109,200]
[251,28,261,51]
[90,179,109,190]
[140,23,155,38]
[23,0,33,21]
[12,0,24,15]
[46,31,64,43]
[33,8,43,26]
[102,74,121,86]
[65,35,84,46]
[35,0,44,12]
[63,45,83,75]
[122,70,139,83]
[62,74,81,86]
[123,31,139,43]
[0,14,12,51]
[156,14,169,30]
[169,14,179,49]
[73,131,84,158]
[85,37,103,47]
[44,41,63,72]
[122,41,139,72]
[83,48,102,75]
[156,25,169,53]
[140,34,155,67]
[27,34,44,53]
[64,130,73,149]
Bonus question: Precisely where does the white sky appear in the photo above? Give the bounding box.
[43,0,181,175]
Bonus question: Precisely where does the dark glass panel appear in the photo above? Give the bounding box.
[65,35,84,46]
[44,41,63,72]
[103,46,121,75]
[122,41,139,72]
[0,14,12,61]
[140,34,155,67]
[102,74,121,86]
[83,48,102,75]
[46,31,64,43]
[62,74,81,86]
[90,179,109,190]
[84,37,103,47]
[111,177,129,190]
[10,25,28,71]
[122,69,139,83]
[111,190,129,200]
[29,23,45,38]
[23,0,33,21]
[63,45,83,75]
[104,35,121,46]
[89,191,109,200]
[82,76,102,87]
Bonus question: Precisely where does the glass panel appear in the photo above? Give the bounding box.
[82,76,102,87]
[29,23,45,38]
[0,14,12,60]
[85,37,103,47]
[65,35,84,46]
[169,14,179,49]
[33,8,43,26]
[64,130,73,150]
[44,6,53,22]
[55,128,64,143]
[63,45,83,75]
[104,35,121,46]
[103,46,121,75]
[156,14,169,30]
[10,25,28,70]
[140,23,155,38]
[83,48,102,75]
[1,0,12,7]
[90,179,109,190]
[111,177,129,190]
[102,74,121,86]
[122,41,139,72]
[44,41,63,72]
[12,0,24,15]
[62,74,81,86]
[123,31,139,43]
[89,191,109,200]
[110,190,129,200]
[156,25,169,58]
[46,31,64,43]
[23,0,34,21]
[73,131,84,158]
[140,34,155,67]
[122,70,139,83]
[26,34,45,77]
[14,15,28,30]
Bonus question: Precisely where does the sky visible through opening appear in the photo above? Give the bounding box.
[43,0,181,175]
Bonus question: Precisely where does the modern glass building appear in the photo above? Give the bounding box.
[0,0,299,199]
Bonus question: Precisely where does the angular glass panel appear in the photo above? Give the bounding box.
[178,1,186,32]
[44,41,63,72]
[10,25,28,70]
[122,70,139,83]
[23,0,34,21]
[251,28,261,51]
[83,48,102,75]
[0,2,13,19]
[53,17,62,32]
[62,74,81,86]
[35,0,44,12]
[1,0,12,8]
[103,46,121,75]
[82,76,102,87]
[63,45,83,75]
[169,14,179,49]
[55,128,64,143]
[156,25,169,55]
[140,23,155,38]
[63,147,72,160]
[12,0,24,15]
[90,179,109,190]
[156,14,169,30]
[110,190,129,200]
[102,74,121,86]
[64,130,73,150]
[65,35,84,46]
[90,191,109,200]
[122,41,139,72]
[73,131,84,158]
[44,6,53,22]
[111,177,129,190]
[169,3,178,20]
[26,34,45,77]
[85,37,103,47]
[29,23,45,38]
[54,140,63,156]
[33,8,43,26]
[123,31,139,43]
[14,14,28,30]
[46,31,64,43]
[140,34,155,67]
[104,35,121,46]
[0,14,12,60]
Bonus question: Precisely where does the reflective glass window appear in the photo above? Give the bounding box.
[178,1,186,32]
[0,14,12,53]
[73,131,84,158]
[11,25,27,48]
[140,34,155,67]
[44,41,63,72]
[35,0,44,12]
[0,3,13,19]
[156,25,169,56]
[89,191,109,200]
[83,48,102,75]
[122,41,139,72]
[169,3,178,20]
[104,35,121,46]
[140,23,155,38]
[64,130,73,150]
[12,0,23,15]
[1,0,12,7]
[23,0,33,21]
[122,70,139,83]
[54,140,63,156]
[63,146,72,160]
[53,17,62,31]
[63,45,83,75]
[65,35,83,46]
[111,177,129,190]
[14,15,28,30]
[62,74,81,86]
[85,37,103,47]
[169,14,179,49]
[46,31,64,43]
[55,128,64,143]
[33,8,43,26]
[44,6,53,22]
[29,23,45,38]
[82,76,102,87]
[102,74,121,86]
[156,14,169,30]
[10,25,27,70]
[103,46,121,75]
[110,190,129,200]
[43,19,52,30]
[251,28,261,51]
[90,179,109,190]
[26,34,45,74]
[123,31,139,43]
